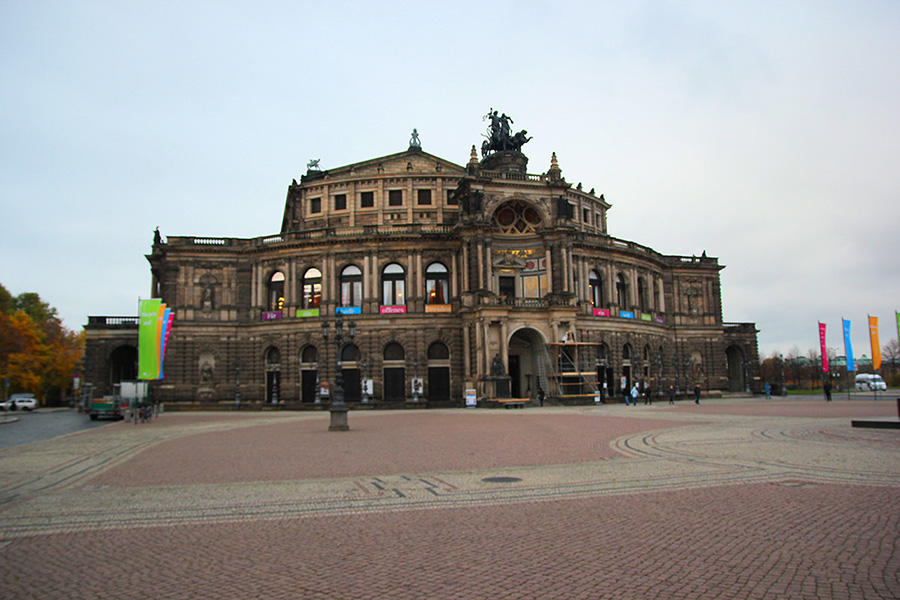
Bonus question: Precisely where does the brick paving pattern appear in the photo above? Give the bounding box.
[1,398,898,599]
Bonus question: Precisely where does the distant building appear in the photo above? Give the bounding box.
[84,118,759,406]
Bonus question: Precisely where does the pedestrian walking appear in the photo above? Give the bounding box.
[824,381,832,402]
[644,384,653,405]
[765,383,771,399]
[623,386,631,405]
[668,385,675,405]
[631,384,639,406]
[694,384,701,404]
[537,387,545,407]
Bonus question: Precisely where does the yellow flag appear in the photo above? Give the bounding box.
[869,315,881,370]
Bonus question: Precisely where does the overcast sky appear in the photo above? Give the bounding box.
[2,1,898,359]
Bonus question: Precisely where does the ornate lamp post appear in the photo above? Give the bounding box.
[410,353,423,404]
[321,313,355,431]
[656,348,663,392]
[358,352,369,404]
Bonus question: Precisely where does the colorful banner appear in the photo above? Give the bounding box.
[138,299,173,380]
[380,305,407,314]
[842,319,855,372]
[818,322,828,373]
[425,304,452,313]
[869,315,881,370]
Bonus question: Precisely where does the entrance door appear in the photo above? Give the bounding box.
[384,367,405,403]
[343,368,361,402]
[428,366,450,402]
[301,370,317,403]
[508,355,521,397]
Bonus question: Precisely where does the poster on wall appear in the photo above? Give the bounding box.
[465,388,477,407]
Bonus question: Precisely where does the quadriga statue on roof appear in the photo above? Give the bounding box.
[481,109,533,157]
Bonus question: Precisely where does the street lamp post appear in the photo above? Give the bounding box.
[410,353,423,404]
[742,353,750,394]
[232,358,244,409]
[321,313,356,431]
[358,353,369,404]
[673,353,680,396]
[779,354,787,396]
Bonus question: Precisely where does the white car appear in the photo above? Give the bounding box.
[1,393,38,411]
[855,374,887,391]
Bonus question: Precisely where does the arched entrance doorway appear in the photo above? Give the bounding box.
[726,345,744,392]
[108,345,138,385]
[508,328,546,400]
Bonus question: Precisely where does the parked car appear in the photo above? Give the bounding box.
[855,373,887,391]
[1,393,38,411]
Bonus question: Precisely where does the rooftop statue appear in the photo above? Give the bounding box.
[481,108,532,157]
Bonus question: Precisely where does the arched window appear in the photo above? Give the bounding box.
[427,341,449,360]
[616,273,628,309]
[302,268,321,309]
[301,346,318,363]
[384,342,405,361]
[589,270,603,306]
[341,344,360,362]
[425,262,449,305]
[381,263,406,306]
[638,277,647,312]
[268,272,285,311]
[340,265,362,307]
[622,344,631,360]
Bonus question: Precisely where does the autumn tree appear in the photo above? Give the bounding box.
[0,284,84,405]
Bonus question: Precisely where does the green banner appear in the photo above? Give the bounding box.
[138,299,161,380]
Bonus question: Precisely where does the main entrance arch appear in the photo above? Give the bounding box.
[508,327,547,400]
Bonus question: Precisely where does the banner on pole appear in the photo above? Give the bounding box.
[869,315,881,371]
[138,299,174,380]
[842,319,855,372]
[818,322,828,373]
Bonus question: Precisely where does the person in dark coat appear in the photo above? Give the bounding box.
[668,385,676,405]
[694,384,701,404]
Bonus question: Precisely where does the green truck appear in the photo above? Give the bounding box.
[86,381,148,420]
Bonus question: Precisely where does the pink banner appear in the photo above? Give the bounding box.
[818,322,829,373]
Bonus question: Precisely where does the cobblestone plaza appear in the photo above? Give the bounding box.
[1,397,898,599]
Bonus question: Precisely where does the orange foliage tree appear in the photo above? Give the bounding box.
[0,285,84,405]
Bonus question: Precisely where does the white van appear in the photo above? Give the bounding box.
[855,373,887,391]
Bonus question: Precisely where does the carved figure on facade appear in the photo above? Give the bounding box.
[490,353,507,377]
[481,109,532,157]
[200,362,213,384]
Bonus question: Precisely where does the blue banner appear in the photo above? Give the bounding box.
[842,319,855,372]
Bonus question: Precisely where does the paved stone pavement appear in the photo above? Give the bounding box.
[1,398,898,599]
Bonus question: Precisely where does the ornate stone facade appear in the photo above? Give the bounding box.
[84,130,759,406]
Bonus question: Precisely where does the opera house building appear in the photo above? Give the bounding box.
[84,117,759,408]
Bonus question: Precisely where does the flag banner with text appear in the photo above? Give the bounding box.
[869,315,881,371]
[842,319,855,372]
[818,322,828,373]
[139,299,174,380]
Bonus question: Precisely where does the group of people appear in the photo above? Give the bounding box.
[624,383,702,405]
